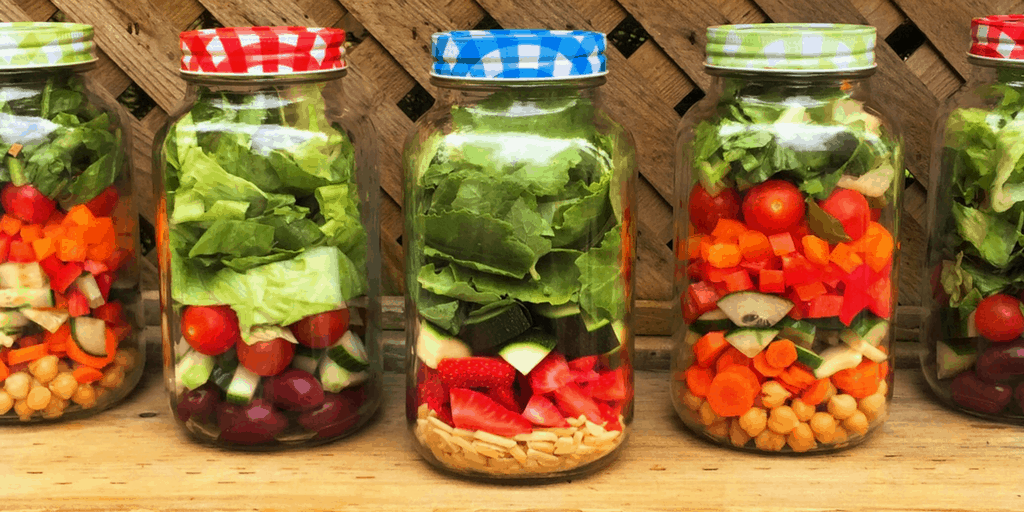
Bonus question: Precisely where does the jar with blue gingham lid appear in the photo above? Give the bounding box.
[671,23,905,454]
[0,23,144,424]
[403,29,637,480]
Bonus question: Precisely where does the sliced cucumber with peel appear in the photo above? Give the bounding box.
[326,331,369,372]
[292,346,324,375]
[725,328,780,358]
[936,339,978,380]
[176,349,215,391]
[71,317,108,357]
[795,345,824,369]
[74,274,105,308]
[0,262,48,289]
[840,329,888,363]
[319,356,368,393]
[777,317,816,347]
[499,328,556,375]
[226,365,261,405]
[691,308,734,334]
[0,287,53,308]
[22,308,69,333]
[717,291,793,329]
[850,315,889,346]
[813,346,864,379]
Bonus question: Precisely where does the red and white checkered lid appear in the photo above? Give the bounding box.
[179,26,346,76]
[970,15,1024,60]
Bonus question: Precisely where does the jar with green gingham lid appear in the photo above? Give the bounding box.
[403,29,637,480]
[0,22,143,424]
[671,23,903,453]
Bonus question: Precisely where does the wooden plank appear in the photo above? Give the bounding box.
[626,39,697,107]
[296,0,348,27]
[7,353,1024,512]
[380,192,406,295]
[718,0,770,23]
[573,0,627,34]
[132,107,169,226]
[12,0,56,20]
[195,0,313,26]
[0,0,33,22]
[348,37,417,104]
[149,0,207,28]
[905,40,966,101]
[850,0,906,37]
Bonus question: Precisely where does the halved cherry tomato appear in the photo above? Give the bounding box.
[0,183,55,224]
[974,294,1024,343]
[818,189,870,241]
[237,337,295,376]
[83,186,120,217]
[688,184,741,235]
[181,305,242,356]
[288,309,350,349]
[741,180,805,234]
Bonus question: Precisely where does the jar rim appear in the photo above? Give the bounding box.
[180,67,347,85]
[429,74,607,90]
[703,65,877,80]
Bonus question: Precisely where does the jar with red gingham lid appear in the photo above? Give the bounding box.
[922,15,1024,423]
[154,26,381,449]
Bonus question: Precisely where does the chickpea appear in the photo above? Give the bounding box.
[13,399,34,421]
[57,360,71,373]
[26,386,52,410]
[875,380,888,398]
[48,372,78,400]
[698,400,720,426]
[832,425,849,445]
[114,349,135,370]
[767,405,799,435]
[28,355,59,384]
[827,394,858,420]
[809,412,837,441]
[729,418,751,448]
[99,367,124,389]
[40,397,67,419]
[858,393,886,423]
[707,419,730,439]
[754,429,786,452]
[0,389,12,415]
[787,422,817,453]
[759,380,791,409]
[790,398,815,422]
[680,390,704,411]
[821,380,837,404]
[843,410,870,436]
[4,371,30,400]
[739,406,768,437]
[95,387,109,402]
[72,383,97,409]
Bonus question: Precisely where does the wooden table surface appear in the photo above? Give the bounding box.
[4,335,1024,512]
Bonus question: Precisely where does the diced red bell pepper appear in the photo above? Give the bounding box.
[66,289,90,317]
[870,208,881,222]
[713,281,731,298]
[840,288,870,326]
[768,232,796,256]
[821,263,846,290]
[103,248,131,273]
[94,272,114,300]
[687,261,703,282]
[687,281,720,320]
[807,294,844,318]
[91,301,124,325]
[706,265,743,282]
[82,260,108,275]
[789,218,812,241]
[781,253,823,286]
[867,276,892,319]
[723,270,754,293]
[8,240,34,262]
[739,257,772,275]
[0,232,10,263]
[41,256,83,294]
[841,264,874,289]
[794,281,827,302]
[682,293,700,323]
[759,269,785,294]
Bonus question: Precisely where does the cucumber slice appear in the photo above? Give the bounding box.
[74,274,105,308]
[226,365,261,405]
[319,357,368,393]
[292,346,324,375]
[795,345,824,369]
[0,262,48,289]
[530,302,581,319]
[0,287,53,308]
[839,330,888,363]
[803,317,847,331]
[0,331,15,348]
[813,346,864,379]
[210,365,235,391]
[725,328,780,358]
[71,317,108,357]
[936,339,978,380]
[457,302,532,353]
[176,349,215,391]
[691,309,734,334]
[327,331,369,372]
[717,291,793,329]
[22,308,69,333]
[0,310,30,330]
[777,317,816,346]
[499,328,556,375]
[416,320,471,369]
[850,315,890,346]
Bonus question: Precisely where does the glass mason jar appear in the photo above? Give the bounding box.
[155,27,381,448]
[403,30,637,479]
[922,15,1024,421]
[672,24,904,453]
[0,23,142,423]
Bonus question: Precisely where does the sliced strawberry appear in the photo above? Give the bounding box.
[437,357,515,390]
[571,367,601,385]
[551,382,602,422]
[591,368,627,401]
[487,386,521,413]
[528,351,573,394]
[521,395,569,427]
[514,371,533,410]
[450,388,532,436]
[567,355,599,373]
[418,367,452,425]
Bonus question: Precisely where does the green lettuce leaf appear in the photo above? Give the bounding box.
[575,227,625,325]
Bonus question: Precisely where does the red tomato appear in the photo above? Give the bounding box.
[688,184,741,234]
[1,183,55,224]
[237,337,295,376]
[974,294,1024,343]
[288,309,350,349]
[83,186,120,217]
[741,180,805,234]
[181,305,242,356]
[818,189,870,241]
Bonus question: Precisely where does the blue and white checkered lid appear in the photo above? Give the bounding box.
[431,29,607,80]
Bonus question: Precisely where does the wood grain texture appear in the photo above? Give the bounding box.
[2,340,1022,512]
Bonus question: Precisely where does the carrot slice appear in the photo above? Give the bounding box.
[752,351,784,377]
[801,235,831,266]
[19,223,43,243]
[0,357,8,382]
[801,378,831,406]
[706,243,742,269]
[62,323,114,369]
[7,344,48,365]
[705,370,758,417]
[0,214,22,236]
[765,339,798,368]
[693,331,729,368]
[738,230,772,261]
[777,364,817,391]
[715,347,751,373]
[718,364,760,392]
[685,365,716,398]
[831,359,881,398]
[711,218,747,243]
[72,366,104,384]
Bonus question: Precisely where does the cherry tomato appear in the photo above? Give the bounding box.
[181,305,241,356]
[974,294,1024,343]
[818,189,870,241]
[741,180,805,234]
[289,309,350,349]
[1,183,55,224]
[83,186,120,217]
[688,184,741,234]
[237,337,295,376]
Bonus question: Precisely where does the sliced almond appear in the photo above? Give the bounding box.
[527,448,560,466]
[509,445,528,464]
[428,416,453,433]
[450,427,475,440]
[472,441,505,459]
[585,421,605,437]
[527,441,555,454]
[513,431,558,443]
[554,436,576,455]
[473,429,517,449]
[450,435,474,453]
[536,427,576,437]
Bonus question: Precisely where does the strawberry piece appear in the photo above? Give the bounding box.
[567,355,599,373]
[514,371,533,410]
[521,395,569,427]
[591,368,628,401]
[437,357,515,390]
[597,401,623,431]
[571,367,601,385]
[551,382,603,422]
[527,352,573,394]
[450,388,532,436]
[418,366,452,425]
[487,386,521,414]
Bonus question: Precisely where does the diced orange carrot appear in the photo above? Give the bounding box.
[829,243,864,273]
[7,344,48,365]
[715,347,751,373]
[705,368,759,417]
[768,232,796,256]
[84,217,115,246]
[72,366,104,384]
[711,218,748,243]
[685,365,716,398]
[831,359,881,398]
[752,351,785,377]
[863,224,894,273]
[777,364,818,392]
[738,230,772,261]
[706,243,742,269]
[801,235,831,266]
[800,378,831,406]
[694,331,730,368]
[688,235,704,261]
[62,205,97,227]
[0,357,8,382]
[19,224,43,243]
[57,237,88,262]
[31,237,55,261]
[0,215,22,236]
[764,339,798,368]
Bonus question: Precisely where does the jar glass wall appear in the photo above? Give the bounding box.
[0,23,142,423]
[403,29,636,480]
[672,24,903,453]
[154,27,381,449]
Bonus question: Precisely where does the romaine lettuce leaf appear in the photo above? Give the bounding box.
[575,227,625,325]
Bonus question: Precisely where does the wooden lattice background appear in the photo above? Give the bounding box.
[1,0,1021,339]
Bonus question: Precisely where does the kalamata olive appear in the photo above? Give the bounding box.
[216,399,288,445]
[262,369,325,411]
[176,384,221,424]
[950,371,1013,414]
[297,391,360,437]
[1016,382,1024,413]
[975,341,1024,383]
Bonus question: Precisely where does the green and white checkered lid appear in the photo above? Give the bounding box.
[0,23,97,69]
[705,24,876,72]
